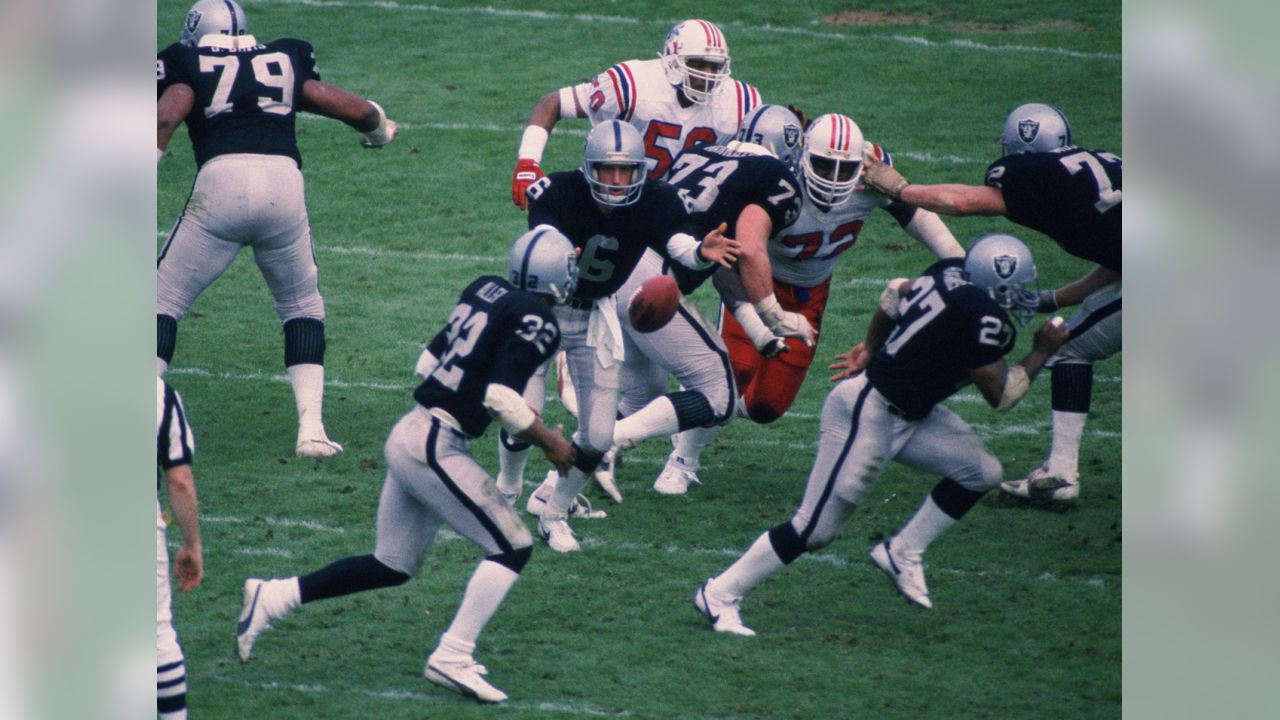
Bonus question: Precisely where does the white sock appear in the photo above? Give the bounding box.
[893,496,956,562]
[1047,410,1087,478]
[613,397,679,447]
[157,357,168,376]
[672,424,721,469]
[497,443,532,491]
[549,466,589,514]
[440,560,520,649]
[287,363,327,434]
[431,631,476,665]
[266,577,302,618]
[709,531,786,599]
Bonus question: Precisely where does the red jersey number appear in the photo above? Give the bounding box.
[643,121,718,180]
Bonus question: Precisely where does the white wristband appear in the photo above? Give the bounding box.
[666,232,712,269]
[359,101,394,147]
[483,383,537,435]
[518,125,549,163]
[732,304,777,348]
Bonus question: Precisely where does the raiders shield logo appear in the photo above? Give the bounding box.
[784,125,800,148]
[993,254,1018,279]
[1017,119,1040,145]
[184,10,203,35]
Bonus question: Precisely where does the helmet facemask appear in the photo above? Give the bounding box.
[801,113,864,210]
[586,160,645,207]
[660,20,731,105]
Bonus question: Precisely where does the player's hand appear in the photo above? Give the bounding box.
[860,149,909,199]
[359,101,397,149]
[698,222,740,269]
[512,158,545,210]
[828,342,871,381]
[1033,317,1071,356]
[759,336,790,358]
[767,309,817,347]
[542,424,575,475]
[175,544,204,592]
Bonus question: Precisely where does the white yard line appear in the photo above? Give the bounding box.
[253,0,1119,61]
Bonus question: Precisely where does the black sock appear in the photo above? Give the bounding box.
[157,314,178,365]
[284,317,326,367]
[298,554,409,604]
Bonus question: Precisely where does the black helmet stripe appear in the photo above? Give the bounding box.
[224,0,239,35]
[519,227,549,290]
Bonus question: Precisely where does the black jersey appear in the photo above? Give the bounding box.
[157,37,320,169]
[985,147,1122,272]
[866,258,1017,419]
[527,172,694,300]
[665,144,802,293]
[413,277,560,438]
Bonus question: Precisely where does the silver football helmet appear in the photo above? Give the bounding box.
[736,104,804,173]
[180,0,248,47]
[659,20,732,105]
[999,103,1072,156]
[509,226,579,304]
[801,113,864,209]
[582,120,646,207]
[964,233,1040,325]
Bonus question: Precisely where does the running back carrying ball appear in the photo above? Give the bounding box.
[628,275,681,333]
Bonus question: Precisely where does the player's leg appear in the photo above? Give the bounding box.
[698,377,894,634]
[417,421,534,703]
[736,280,829,423]
[1005,283,1121,501]
[155,166,246,375]
[156,523,189,720]
[871,406,1003,609]
[496,360,549,503]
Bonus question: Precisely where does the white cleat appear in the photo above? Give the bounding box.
[425,657,508,703]
[869,540,932,609]
[593,448,623,503]
[1001,466,1080,502]
[296,433,343,458]
[538,513,581,553]
[526,472,606,519]
[653,458,701,495]
[693,580,755,636]
[236,578,274,662]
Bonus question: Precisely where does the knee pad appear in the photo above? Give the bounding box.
[572,443,604,474]
[283,317,326,367]
[669,390,715,430]
[930,477,988,520]
[767,521,807,565]
[487,545,533,574]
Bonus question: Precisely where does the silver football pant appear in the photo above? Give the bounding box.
[1049,280,1121,366]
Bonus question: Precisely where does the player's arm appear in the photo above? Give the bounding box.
[860,149,1007,216]
[829,278,913,380]
[513,85,588,209]
[484,383,574,474]
[665,222,741,270]
[884,203,965,259]
[157,83,195,158]
[164,463,204,592]
[1037,264,1121,311]
[298,79,397,148]
[968,317,1070,411]
[733,204,776,302]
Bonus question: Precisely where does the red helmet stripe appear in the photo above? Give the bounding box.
[696,19,720,47]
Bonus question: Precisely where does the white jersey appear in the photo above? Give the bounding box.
[769,142,894,288]
[569,58,762,180]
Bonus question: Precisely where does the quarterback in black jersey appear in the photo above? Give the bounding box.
[504,119,739,552]
[693,235,1068,635]
[860,102,1121,503]
[156,0,398,458]
[234,229,578,705]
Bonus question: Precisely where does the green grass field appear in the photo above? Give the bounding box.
[157,1,1121,717]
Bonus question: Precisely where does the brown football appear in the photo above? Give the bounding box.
[627,275,681,333]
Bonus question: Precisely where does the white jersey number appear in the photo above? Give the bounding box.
[198,51,295,118]
[431,303,489,391]
[1059,151,1122,213]
[884,276,945,356]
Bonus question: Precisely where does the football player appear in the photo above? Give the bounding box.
[860,102,1121,503]
[607,104,808,496]
[156,378,202,720]
[694,234,1070,635]
[234,228,578,704]
[501,120,739,552]
[156,0,398,457]
[511,19,763,208]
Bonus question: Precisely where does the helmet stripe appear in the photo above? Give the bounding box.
[696,20,716,46]
[612,120,622,151]
[223,0,239,35]
[829,114,840,152]
[520,228,549,290]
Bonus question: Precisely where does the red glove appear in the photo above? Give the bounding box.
[512,158,545,210]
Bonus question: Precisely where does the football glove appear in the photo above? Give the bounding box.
[359,101,398,149]
[756,295,816,347]
[512,158,545,210]
[860,149,909,199]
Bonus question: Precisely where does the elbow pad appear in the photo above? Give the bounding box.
[995,365,1030,412]
[878,279,910,320]
[666,232,713,269]
[483,384,537,435]
[414,349,439,379]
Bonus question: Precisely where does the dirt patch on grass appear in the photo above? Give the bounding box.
[823,10,1091,34]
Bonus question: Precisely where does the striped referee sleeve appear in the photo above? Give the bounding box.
[157,378,194,469]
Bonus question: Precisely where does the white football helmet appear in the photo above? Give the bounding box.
[964,233,1040,325]
[659,20,731,105]
[735,104,804,173]
[801,113,864,209]
[509,226,579,304]
[999,103,1072,156]
[582,120,646,207]
[180,0,248,47]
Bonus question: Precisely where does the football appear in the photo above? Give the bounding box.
[628,275,681,333]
